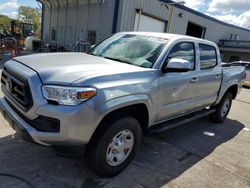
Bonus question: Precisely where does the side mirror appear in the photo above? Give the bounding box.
[163,58,192,72]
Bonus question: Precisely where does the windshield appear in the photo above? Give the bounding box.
[88,33,168,68]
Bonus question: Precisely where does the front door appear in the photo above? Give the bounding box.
[158,41,198,122]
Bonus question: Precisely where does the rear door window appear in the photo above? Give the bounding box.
[199,44,217,69]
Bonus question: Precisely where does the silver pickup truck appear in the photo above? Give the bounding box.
[0,32,245,177]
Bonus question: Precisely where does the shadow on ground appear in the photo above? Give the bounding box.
[0,118,245,188]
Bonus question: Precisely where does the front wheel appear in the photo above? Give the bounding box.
[210,92,233,123]
[89,115,142,177]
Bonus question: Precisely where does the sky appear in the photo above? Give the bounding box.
[182,0,250,29]
[0,0,40,18]
[0,0,250,29]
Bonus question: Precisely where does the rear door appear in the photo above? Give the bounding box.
[194,44,221,108]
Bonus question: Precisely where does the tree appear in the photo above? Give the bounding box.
[18,6,41,32]
[0,15,11,25]
[0,15,11,34]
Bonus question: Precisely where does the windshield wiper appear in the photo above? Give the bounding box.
[103,56,131,65]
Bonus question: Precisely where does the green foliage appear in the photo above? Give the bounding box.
[0,15,11,28]
[18,6,41,32]
[0,15,12,34]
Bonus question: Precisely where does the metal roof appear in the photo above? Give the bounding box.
[37,0,103,9]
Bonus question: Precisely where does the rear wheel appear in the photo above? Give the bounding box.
[89,115,142,177]
[210,92,233,123]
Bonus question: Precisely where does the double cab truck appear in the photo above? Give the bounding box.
[0,32,246,177]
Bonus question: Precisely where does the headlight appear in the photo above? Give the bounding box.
[42,85,96,105]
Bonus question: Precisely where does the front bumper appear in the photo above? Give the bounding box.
[0,97,99,146]
[0,97,47,145]
[0,60,101,147]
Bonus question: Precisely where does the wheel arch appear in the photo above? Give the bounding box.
[215,84,239,105]
[226,84,238,99]
[86,102,150,153]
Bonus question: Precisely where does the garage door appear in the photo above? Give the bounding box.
[134,13,166,32]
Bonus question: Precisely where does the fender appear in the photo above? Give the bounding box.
[214,67,244,105]
[85,94,155,141]
[84,94,156,143]
[95,94,156,127]
[215,82,240,105]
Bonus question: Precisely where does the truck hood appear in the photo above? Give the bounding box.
[14,53,147,85]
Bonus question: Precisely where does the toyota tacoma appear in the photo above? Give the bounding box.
[0,32,246,177]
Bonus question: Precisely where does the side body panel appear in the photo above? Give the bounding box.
[194,44,222,108]
[215,67,245,105]
[156,39,199,122]
[157,72,198,121]
[74,69,160,128]
[194,67,222,108]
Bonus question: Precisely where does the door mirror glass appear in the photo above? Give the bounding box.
[164,58,192,72]
[163,42,195,73]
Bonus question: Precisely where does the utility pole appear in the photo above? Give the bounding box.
[167,5,174,33]
[136,0,144,31]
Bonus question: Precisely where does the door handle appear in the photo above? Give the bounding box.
[190,77,199,83]
[215,74,221,79]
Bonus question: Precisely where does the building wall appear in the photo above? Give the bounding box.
[117,0,250,44]
[221,51,250,62]
[117,0,168,32]
[42,0,116,48]
[42,0,250,55]
[170,7,250,44]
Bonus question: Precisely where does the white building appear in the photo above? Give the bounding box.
[38,0,250,62]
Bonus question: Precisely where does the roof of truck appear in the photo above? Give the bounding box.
[121,32,216,46]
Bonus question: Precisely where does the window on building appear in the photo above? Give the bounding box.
[166,42,195,69]
[87,31,96,45]
[186,22,206,39]
[220,53,224,61]
[51,28,57,41]
[199,44,217,69]
[246,64,250,71]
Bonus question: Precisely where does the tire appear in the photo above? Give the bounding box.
[210,92,233,123]
[89,115,142,177]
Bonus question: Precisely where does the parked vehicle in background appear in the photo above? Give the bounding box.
[245,65,250,87]
[0,32,246,177]
[222,61,250,87]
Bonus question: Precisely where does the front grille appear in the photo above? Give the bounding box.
[1,67,33,111]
